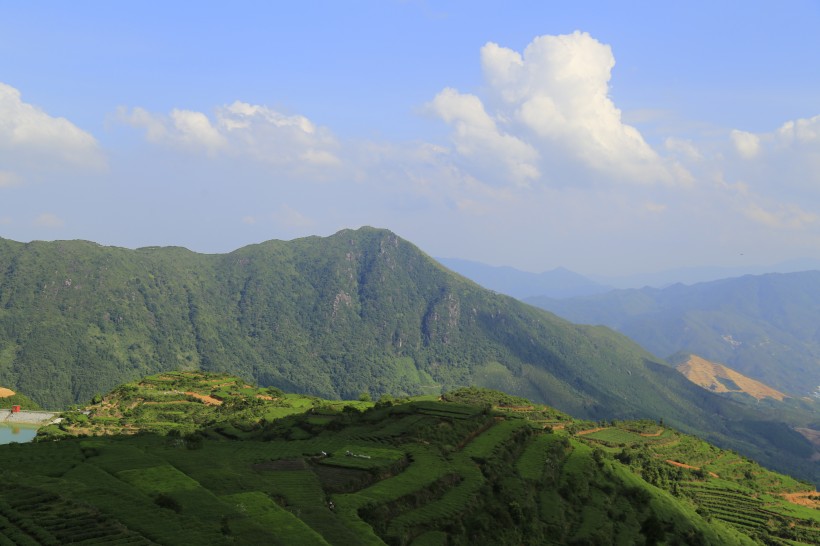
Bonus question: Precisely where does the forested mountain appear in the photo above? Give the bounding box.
[526,271,820,398]
[0,228,816,482]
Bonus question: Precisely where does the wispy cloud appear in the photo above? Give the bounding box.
[118,100,339,167]
[0,171,21,188]
[33,212,65,229]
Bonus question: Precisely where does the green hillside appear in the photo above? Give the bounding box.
[0,228,816,484]
[2,373,816,545]
[526,271,820,398]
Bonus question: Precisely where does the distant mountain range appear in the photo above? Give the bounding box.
[592,258,820,290]
[526,271,820,399]
[441,256,820,296]
[0,228,816,483]
[437,258,611,299]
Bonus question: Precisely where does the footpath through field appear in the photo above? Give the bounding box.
[665,459,719,478]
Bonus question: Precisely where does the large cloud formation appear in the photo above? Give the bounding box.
[430,32,684,187]
[119,101,339,167]
[0,82,104,174]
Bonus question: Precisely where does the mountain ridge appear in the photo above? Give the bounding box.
[0,227,816,483]
[526,270,820,397]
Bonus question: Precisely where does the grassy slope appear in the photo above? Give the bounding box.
[0,229,815,483]
[7,375,811,545]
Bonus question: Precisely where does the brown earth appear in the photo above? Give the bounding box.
[780,491,820,508]
[676,354,787,401]
[796,428,820,443]
[576,427,607,436]
[184,392,223,406]
[0,387,15,398]
[665,459,719,478]
[795,428,820,462]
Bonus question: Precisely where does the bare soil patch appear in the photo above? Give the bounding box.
[665,459,719,478]
[183,392,223,406]
[780,491,820,508]
[0,387,15,398]
[676,354,786,401]
[576,427,607,436]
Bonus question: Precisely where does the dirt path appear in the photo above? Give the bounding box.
[780,491,820,508]
[665,459,719,478]
[640,428,665,437]
[0,387,15,398]
[184,392,223,406]
[576,427,607,436]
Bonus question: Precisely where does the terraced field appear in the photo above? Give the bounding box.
[0,375,816,545]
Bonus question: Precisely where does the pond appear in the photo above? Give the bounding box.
[0,422,38,444]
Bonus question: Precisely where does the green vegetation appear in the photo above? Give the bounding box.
[1,374,816,544]
[0,228,816,484]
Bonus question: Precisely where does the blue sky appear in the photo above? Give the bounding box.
[2,1,820,276]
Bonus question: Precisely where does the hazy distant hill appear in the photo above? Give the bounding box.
[0,229,816,482]
[526,271,820,399]
[588,258,820,289]
[437,257,611,299]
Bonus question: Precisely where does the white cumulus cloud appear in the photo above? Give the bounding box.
[0,82,104,171]
[428,88,539,186]
[431,32,685,187]
[731,130,761,159]
[170,109,226,152]
[776,115,820,145]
